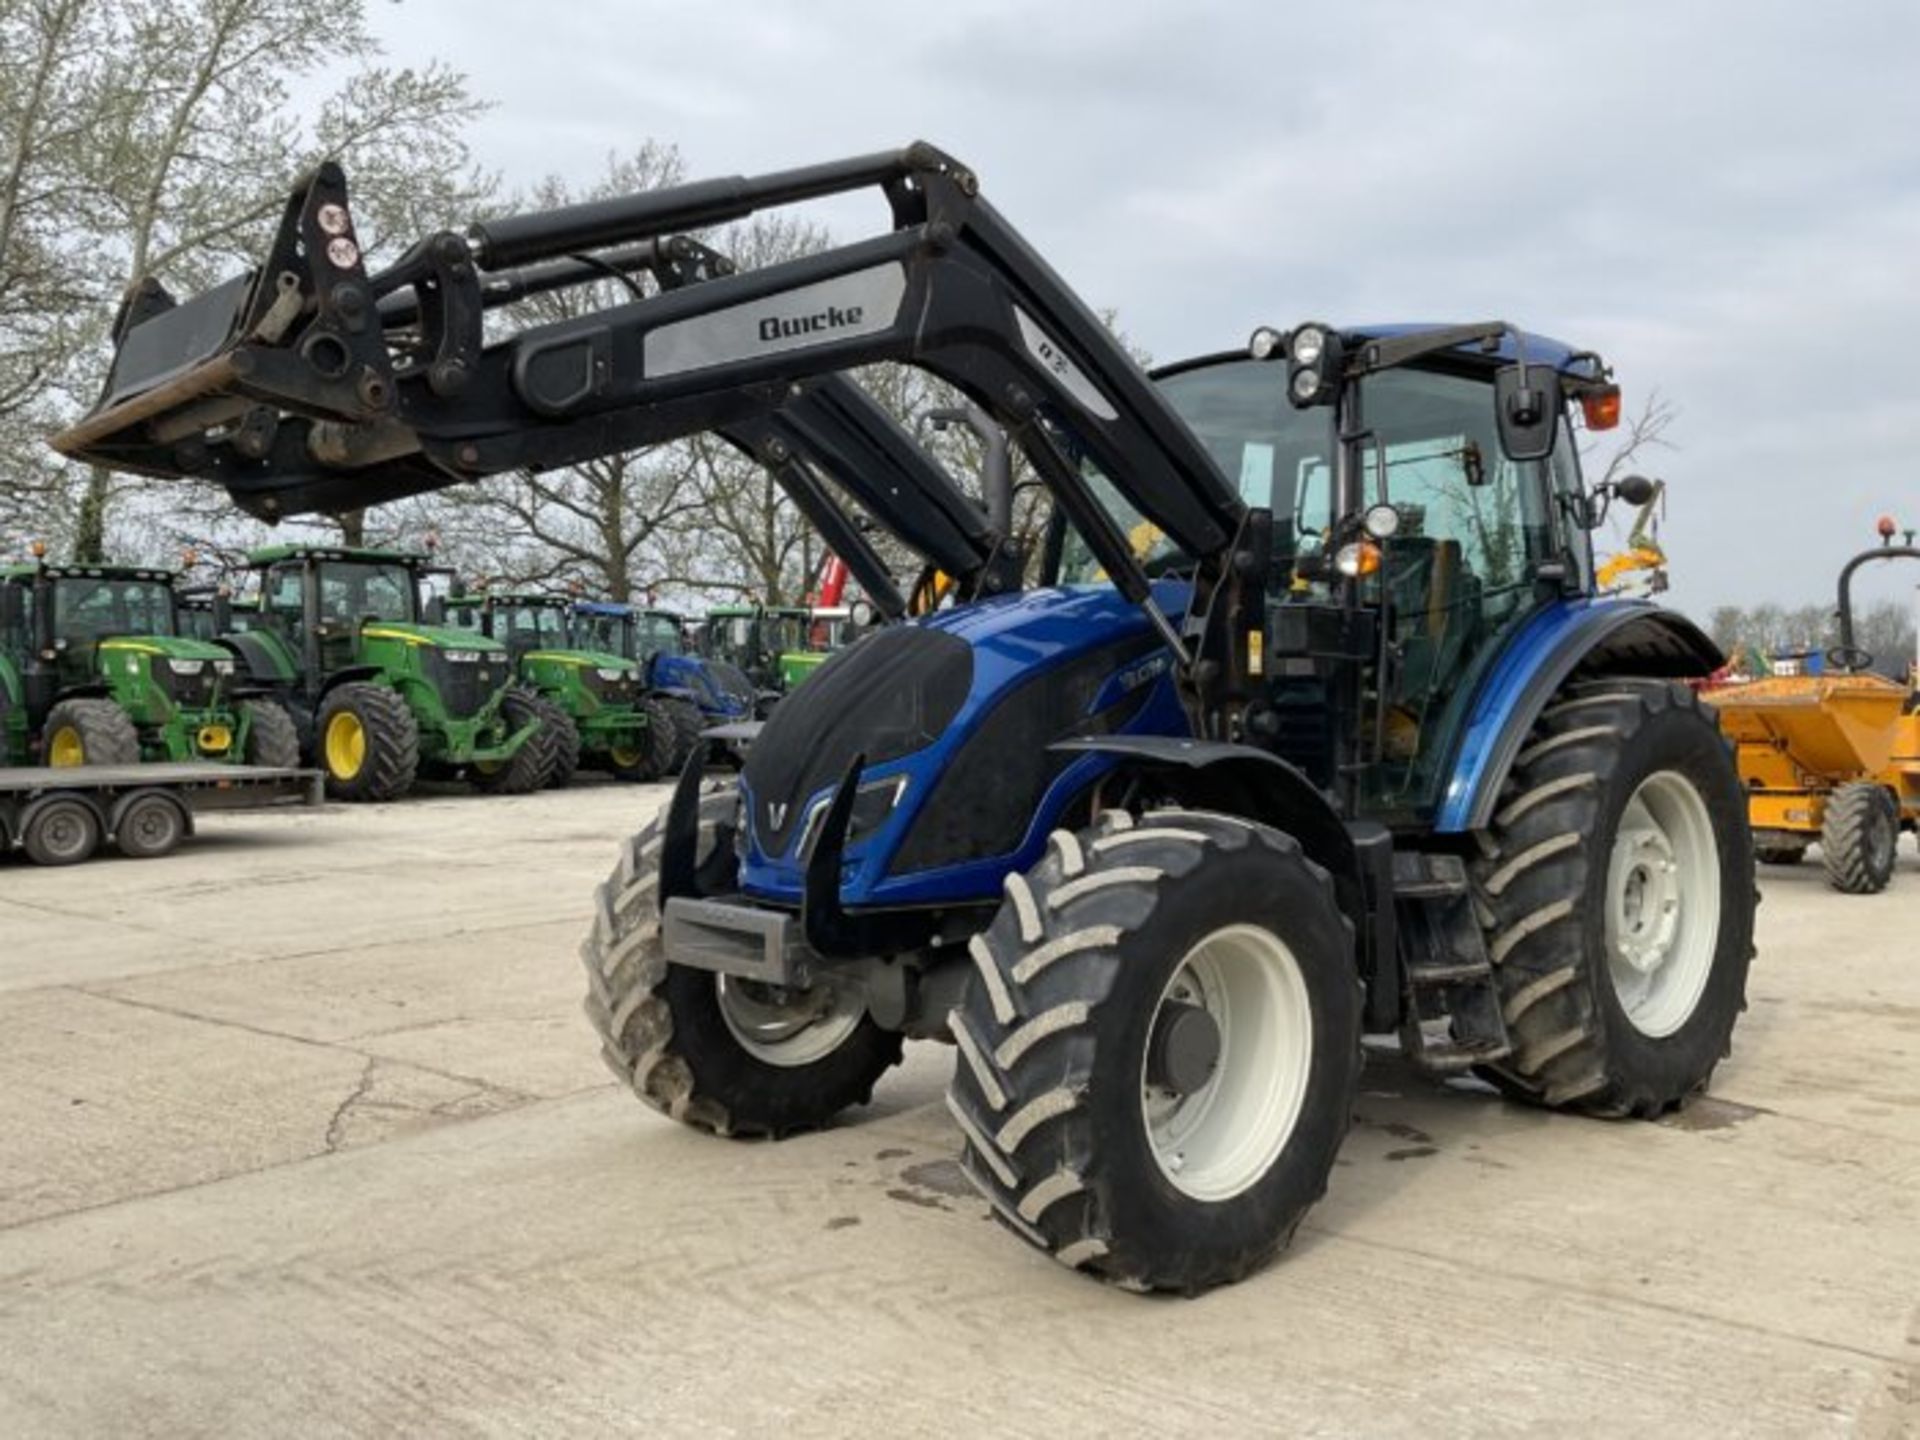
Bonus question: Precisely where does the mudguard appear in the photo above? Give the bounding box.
[1435,599,1722,834]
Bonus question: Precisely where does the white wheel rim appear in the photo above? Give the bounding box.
[1605,770,1721,1038]
[1141,924,1313,1202]
[716,976,864,1068]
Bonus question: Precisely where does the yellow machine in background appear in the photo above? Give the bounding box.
[1595,478,1668,597]
[1704,518,1919,893]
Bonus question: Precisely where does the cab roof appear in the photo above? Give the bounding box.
[1,562,177,583]
[246,544,426,567]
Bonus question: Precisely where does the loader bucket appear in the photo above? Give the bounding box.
[1704,674,1908,779]
[49,163,395,481]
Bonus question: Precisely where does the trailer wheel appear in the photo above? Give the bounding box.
[581,781,903,1136]
[41,698,140,767]
[240,700,301,770]
[948,809,1361,1294]
[23,796,101,866]
[1820,782,1898,894]
[316,683,419,802]
[113,792,187,859]
[1471,680,1756,1116]
[525,694,579,788]
[469,691,554,795]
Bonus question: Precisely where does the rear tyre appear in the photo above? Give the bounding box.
[41,698,139,767]
[240,700,300,769]
[948,809,1361,1294]
[525,693,579,789]
[469,691,554,796]
[1753,836,1808,867]
[581,781,903,1136]
[114,793,186,859]
[1471,680,1756,1116]
[606,697,677,782]
[1820,782,1898,894]
[316,683,419,802]
[24,797,101,866]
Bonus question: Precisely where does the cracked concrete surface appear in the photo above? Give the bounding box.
[0,782,1916,1437]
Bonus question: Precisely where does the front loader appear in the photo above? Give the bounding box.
[217,545,551,801]
[0,555,297,770]
[57,143,1755,1295]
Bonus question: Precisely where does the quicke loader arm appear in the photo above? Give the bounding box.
[53,143,1247,661]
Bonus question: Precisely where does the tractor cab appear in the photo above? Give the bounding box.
[0,559,282,766]
[222,545,546,801]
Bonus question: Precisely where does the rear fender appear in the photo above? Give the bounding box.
[1436,600,1722,833]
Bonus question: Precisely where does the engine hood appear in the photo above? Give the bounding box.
[97,634,231,662]
[360,621,506,653]
[521,647,634,672]
[738,581,1191,909]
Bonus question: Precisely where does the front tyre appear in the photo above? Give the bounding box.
[1471,680,1756,1115]
[41,698,139,767]
[1820,782,1898,894]
[581,782,903,1136]
[240,699,301,769]
[948,809,1361,1294]
[469,691,554,796]
[525,694,580,789]
[316,683,420,802]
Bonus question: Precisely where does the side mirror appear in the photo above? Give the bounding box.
[1494,364,1560,462]
[1613,473,1659,507]
[0,583,20,636]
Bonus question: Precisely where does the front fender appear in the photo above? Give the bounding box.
[1435,599,1722,834]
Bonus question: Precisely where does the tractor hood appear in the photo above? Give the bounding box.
[96,634,232,663]
[737,581,1191,909]
[360,621,507,653]
[522,647,635,672]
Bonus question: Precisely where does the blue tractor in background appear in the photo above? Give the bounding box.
[571,601,755,758]
[61,143,1755,1297]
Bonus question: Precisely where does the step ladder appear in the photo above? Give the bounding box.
[1392,853,1513,1074]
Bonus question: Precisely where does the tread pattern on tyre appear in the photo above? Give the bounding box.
[579,781,903,1137]
[317,682,419,802]
[525,692,580,789]
[1470,679,1754,1117]
[660,696,704,773]
[946,808,1356,1292]
[42,697,140,766]
[471,691,555,796]
[240,699,301,769]
[1820,781,1897,894]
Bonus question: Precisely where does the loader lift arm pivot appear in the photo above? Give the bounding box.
[55,143,1245,672]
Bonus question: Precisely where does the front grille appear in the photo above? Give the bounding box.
[424,651,498,719]
[151,663,220,710]
[743,628,972,856]
[891,634,1165,874]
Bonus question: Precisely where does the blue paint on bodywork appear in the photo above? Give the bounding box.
[1348,323,1593,374]
[738,580,1190,909]
[1434,596,1671,833]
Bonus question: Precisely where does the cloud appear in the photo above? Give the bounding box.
[372,0,1920,611]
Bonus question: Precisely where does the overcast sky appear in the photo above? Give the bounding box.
[374,0,1920,619]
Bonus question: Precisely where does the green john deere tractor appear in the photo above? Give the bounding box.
[218,545,552,801]
[0,559,298,768]
[446,590,690,784]
[699,604,826,709]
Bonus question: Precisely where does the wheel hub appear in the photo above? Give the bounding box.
[1611,827,1680,975]
[1146,1000,1221,1097]
[715,975,863,1068]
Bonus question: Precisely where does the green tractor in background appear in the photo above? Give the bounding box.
[698,603,838,711]
[446,590,694,784]
[219,545,552,801]
[0,557,298,768]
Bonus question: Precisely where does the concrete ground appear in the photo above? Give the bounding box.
[0,783,1916,1439]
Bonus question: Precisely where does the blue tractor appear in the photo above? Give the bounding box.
[61,144,1755,1295]
[571,600,756,742]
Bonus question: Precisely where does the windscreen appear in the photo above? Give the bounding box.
[635,613,683,659]
[1059,358,1334,583]
[317,562,416,624]
[53,577,176,638]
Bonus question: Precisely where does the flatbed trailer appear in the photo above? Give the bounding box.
[0,763,322,867]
